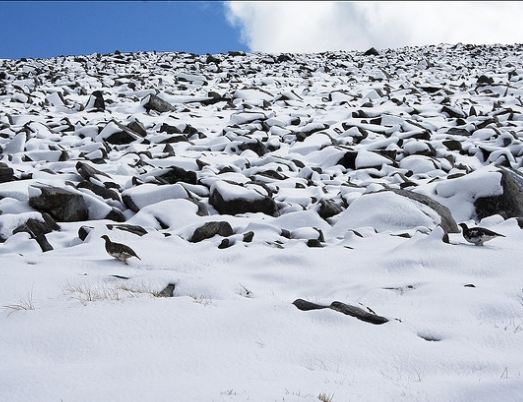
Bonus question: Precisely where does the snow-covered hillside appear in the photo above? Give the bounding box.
[1,44,523,401]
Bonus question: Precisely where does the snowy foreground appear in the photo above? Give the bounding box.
[1,44,523,401]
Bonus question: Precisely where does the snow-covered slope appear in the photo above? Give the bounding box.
[1,44,523,401]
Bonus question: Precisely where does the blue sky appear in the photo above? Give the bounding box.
[0,2,521,59]
[0,1,247,59]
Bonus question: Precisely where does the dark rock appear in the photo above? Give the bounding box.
[475,168,523,219]
[318,199,343,220]
[206,55,221,64]
[477,75,494,86]
[280,229,292,239]
[189,221,234,243]
[104,120,143,144]
[228,51,246,57]
[104,208,126,222]
[33,233,53,252]
[200,91,224,106]
[253,170,286,181]
[242,231,254,243]
[160,134,188,144]
[277,54,293,63]
[443,140,462,151]
[12,213,60,242]
[464,283,476,288]
[182,124,199,136]
[209,184,278,216]
[218,238,232,249]
[84,90,105,111]
[306,239,323,248]
[0,163,15,183]
[363,47,379,56]
[156,283,175,297]
[29,185,89,222]
[75,161,111,181]
[77,181,120,201]
[292,299,329,311]
[293,299,389,325]
[78,225,94,241]
[106,224,148,237]
[329,301,389,324]
[238,140,267,156]
[127,121,147,137]
[441,106,466,119]
[157,166,197,185]
[112,274,130,280]
[142,94,174,113]
[337,151,358,169]
[159,123,181,134]
[122,194,140,212]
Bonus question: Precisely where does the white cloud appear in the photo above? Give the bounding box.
[224,1,523,53]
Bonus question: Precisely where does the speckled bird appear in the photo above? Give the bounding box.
[101,235,141,264]
[458,223,505,246]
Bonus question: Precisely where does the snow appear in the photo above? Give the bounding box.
[400,155,438,174]
[128,199,199,230]
[416,168,503,221]
[355,149,393,169]
[2,44,523,402]
[122,184,189,210]
[211,180,266,202]
[1,223,523,401]
[331,191,441,235]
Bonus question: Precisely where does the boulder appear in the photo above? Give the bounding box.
[209,181,278,216]
[84,91,105,111]
[156,166,197,185]
[75,161,111,181]
[317,199,344,220]
[331,191,444,235]
[142,94,174,113]
[0,163,15,183]
[156,283,175,298]
[474,167,523,219]
[292,299,388,324]
[78,225,94,241]
[29,186,89,222]
[390,189,460,233]
[77,181,120,202]
[107,224,147,237]
[12,212,60,237]
[122,183,189,212]
[363,47,379,56]
[189,221,234,243]
[97,120,142,145]
[336,151,358,169]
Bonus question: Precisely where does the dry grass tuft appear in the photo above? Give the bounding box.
[3,291,36,315]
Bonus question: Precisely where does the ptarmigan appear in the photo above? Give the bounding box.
[101,235,141,264]
[458,223,505,246]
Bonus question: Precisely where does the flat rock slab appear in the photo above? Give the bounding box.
[293,299,389,325]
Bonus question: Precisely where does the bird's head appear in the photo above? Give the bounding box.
[101,235,110,242]
[458,223,468,232]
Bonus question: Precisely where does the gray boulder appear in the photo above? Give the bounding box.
[390,188,460,233]
[29,185,89,222]
[209,182,278,216]
[189,221,234,243]
[474,167,523,219]
[142,94,174,113]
